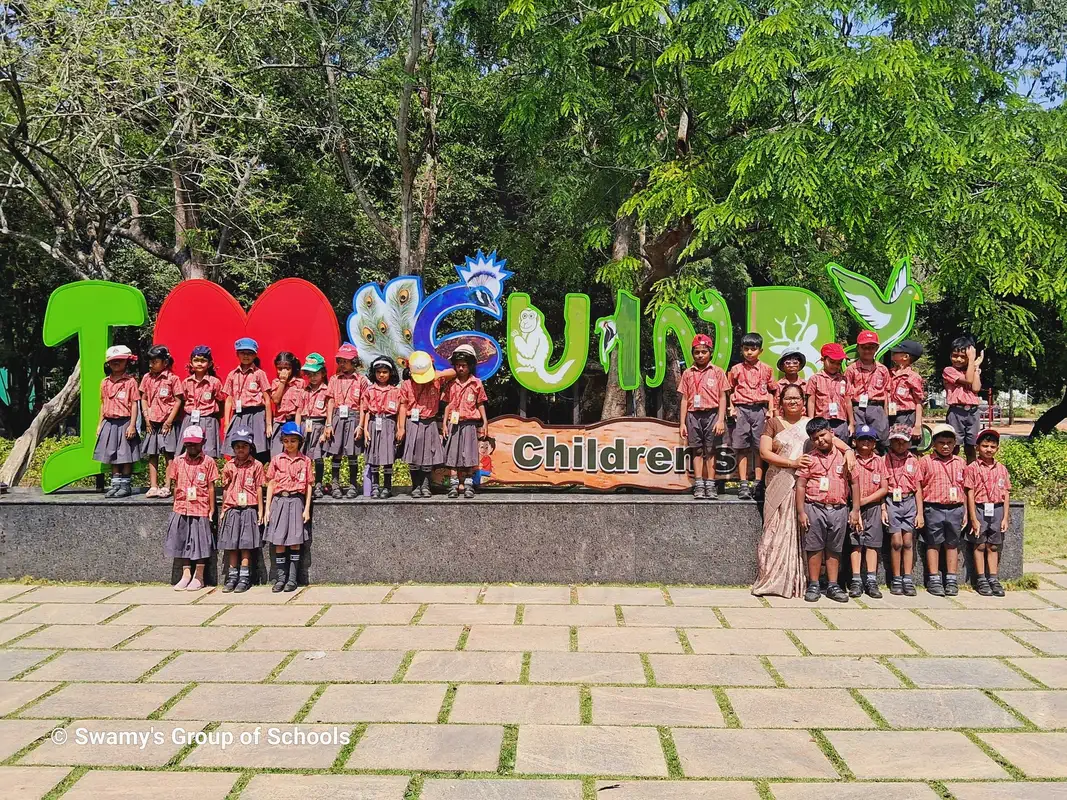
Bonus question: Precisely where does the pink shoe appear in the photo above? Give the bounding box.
[173,573,192,590]
[145,487,160,498]
[186,577,204,591]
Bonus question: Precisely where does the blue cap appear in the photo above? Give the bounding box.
[279,420,303,439]
[855,424,877,440]
[230,429,255,446]
[234,337,259,354]
[191,345,212,359]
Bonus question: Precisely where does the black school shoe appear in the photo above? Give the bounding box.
[804,582,821,602]
[330,484,343,499]
[944,576,959,597]
[312,483,324,499]
[927,575,945,597]
[902,575,917,597]
[989,576,1005,597]
[705,481,719,499]
[737,481,752,500]
[976,576,993,596]
[890,576,904,595]
[271,571,287,593]
[848,578,863,598]
[826,583,850,603]
[864,577,883,599]
[234,577,251,593]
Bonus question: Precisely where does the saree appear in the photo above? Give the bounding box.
[751,416,809,598]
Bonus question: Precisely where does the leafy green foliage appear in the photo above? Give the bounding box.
[999,434,1067,509]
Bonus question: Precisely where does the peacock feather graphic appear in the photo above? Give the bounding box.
[347,277,422,370]
[827,257,924,359]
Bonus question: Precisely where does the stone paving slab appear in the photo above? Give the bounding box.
[527,652,646,684]
[1025,561,1065,573]
[0,604,33,622]
[0,624,46,645]
[21,682,177,719]
[921,609,1040,629]
[946,782,1067,799]
[889,657,1039,689]
[306,682,447,723]
[953,591,1054,609]
[818,609,934,630]
[1033,590,1067,608]
[0,586,36,601]
[348,624,462,651]
[180,722,351,768]
[21,719,200,766]
[240,774,410,800]
[104,586,213,605]
[419,603,518,625]
[980,732,1067,777]
[404,651,522,682]
[236,625,356,651]
[595,781,760,799]
[110,604,222,626]
[1010,657,1067,688]
[1013,631,1067,655]
[14,624,146,650]
[195,587,305,604]
[672,729,837,778]
[164,682,316,721]
[0,766,71,800]
[1018,608,1067,630]
[824,731,1009,779]
[769,782,941,799]
[668,588,764,607]
[590,687,726,726]
[480,585,572,605]
[996,690,1067,729]
[0,681,61,715]
[685,629,802,655]
[727,687,875,728]
[577,587,666,605]
[768,656,902,688]
[348,723,503,771]
[276,650,406,682]
[26,650,167,682]
[902,629,1032,656]
[289,585,393,604]
[450,685,580,724]
[860,688,1024,729]
[147,651,287,682]
[316,604,421,625]
[853,592,960,609]
[720,608,828,629]
[515,724,668,776]
[422,779,583,800]
[62,769,239,799]
[7,603,129,625]
[522,605,619,626]
[1039,573,1067,589]
[0,719,59,761]
[649,654,775,686]
[209,605,321,626]
[14,586,124,603]
[0,649,54,680]
[617,606,722,627]
[792,630,916,656]
[124,625,253,651]
[464,625,570,652]
[389,585,481,604]
[577,626,684,653]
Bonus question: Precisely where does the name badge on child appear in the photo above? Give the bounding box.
[818,476,830,492]
[190,410,201,424]
[892,488,902,503]
[411,408,421,422]
[374,416,383,431]
[828,402,839,416]
[235,401,243,413]
[298,471,306,483]
[237,491,248,506]
[338,404,349,419]
[450,411,460,426]
[186,487,197,501]
[388,400,397,412]
[858,393,869,409]
[983,502,994,518]
[887,402,898,416]
[305,419,314,432]
[839,383,846,395]
[872,473,881,484]
[693,394,702,408]
[949,487,959,502]
[160,387,169,397]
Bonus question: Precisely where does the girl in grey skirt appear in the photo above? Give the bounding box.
[163,425,219,591]
[94,345,143,499]
[361,356,404,499]
[442,345,489,499]
[297,352,330,498]
[222,338,270,459]
[218,431,265,593]
[326,343,366,499]
[265,421,314,592]
[141,345,184,498]
[400,350,456,498]
[180,346,224,458]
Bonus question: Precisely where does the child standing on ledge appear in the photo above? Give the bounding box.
[269,352,304,457]
[93,345,142,499]
[222,337,270,459]
[849,425,887,599]
[180,346,223,458]
[265,421,313,592]
[728,333,776,500]
[943,337,984,462]
[918,423,968,597]
[218,429,265,593]
[164,424,218,591]
[887,340,924,441]
[362,355,405,499]
[443,344,488,498]
[402,350,455,498]
[297,353,330,498]
[140,345,183,498]
[846,330,890,446]
[807,343,851,442]
[326,344,366,499]
[678,334,727,500]
[965,429,1011,597]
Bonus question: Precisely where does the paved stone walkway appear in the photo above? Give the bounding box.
[2,564,1067,798]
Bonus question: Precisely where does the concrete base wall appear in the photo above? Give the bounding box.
[0,490,1024,585]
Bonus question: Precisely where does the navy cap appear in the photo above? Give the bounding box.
[191,345,213,359]
[855,424,878,440]
[891,339,923,359]
[230,429,255,446]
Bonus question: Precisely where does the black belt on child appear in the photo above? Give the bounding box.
[735,403,766,410]
[275,491,302,497]
[852,400,884,406]
[236,405,265,412]
[950,404,978,411]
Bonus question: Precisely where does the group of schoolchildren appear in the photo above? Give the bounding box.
[677,331,1012,601]
[93,338,489,593]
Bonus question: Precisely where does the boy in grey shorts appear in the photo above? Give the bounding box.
[727,333,776,500]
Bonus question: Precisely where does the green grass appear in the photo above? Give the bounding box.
[1023,507,1067,560]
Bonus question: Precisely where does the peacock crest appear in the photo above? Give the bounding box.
[348,277,424,370]
[456,250,513,318]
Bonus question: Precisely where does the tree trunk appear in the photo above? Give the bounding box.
[1029,387,1067,439]
[633,384,646,416]
[661,341,682,421]
[601,211,634,420]
[0,362,80,487]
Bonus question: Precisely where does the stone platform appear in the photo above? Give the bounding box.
[0,489,1024,585]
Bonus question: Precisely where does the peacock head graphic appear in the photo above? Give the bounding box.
[456,250,513,319]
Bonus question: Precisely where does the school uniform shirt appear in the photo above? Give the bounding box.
[221,458,265,512]
[807,371,848,420]
[443,377,487,421]
[223,366,269,409]
[845,362,891,404]
[268,451,313,493]
[854,453,885,504]
[300,382,330,420]
[797,448,850,505]
[100,375,141,419]
[328,373,364,418]
[888,367,925,412]
[679,364,728,411]
[401,377,446,420]
[919,453,967,504]
[885,451,921,495]
[271,376,305,421]
[362,383,403,417]
[167,453,219,517]
[943,366,979,406]
[728,361,775,405]
[964,459,1012,504]
[182,375,223,416]
[775,377,807,403]
[140,370,184,423]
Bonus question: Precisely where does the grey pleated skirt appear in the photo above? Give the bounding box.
[218,506,262,550]
[366,416,399,467]
[403,419,444,468]
[180,414,221,458]
[444,420,479,468]
[327,411,363,457]
[269,417,296,458]
[93,417,142,465]
[223,408,268,456]
[164,512,215,560]
[142,420,180,456]
[301,419,329,460]
[265,495,309,546]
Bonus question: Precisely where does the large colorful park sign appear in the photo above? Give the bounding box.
[37,252,920,492]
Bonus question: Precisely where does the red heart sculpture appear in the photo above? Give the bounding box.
[153,279,341,379]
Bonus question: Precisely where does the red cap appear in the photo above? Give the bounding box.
[691,334,713,351]
[857,330,879,346]
[335,343,359,361]
[820,343,847,361]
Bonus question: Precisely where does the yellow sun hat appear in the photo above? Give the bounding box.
[409,350,436,384]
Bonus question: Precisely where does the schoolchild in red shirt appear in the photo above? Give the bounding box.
[218,429,265,594]
[93,345,142,499]
[807,343,851,442]
[164,425,219,591]
[325,344,367,499]
[943,337,984,462]
[845,330,891,445]
[884,424,924,596]
[401,350,456,499]
[775,351,807,407]
[442,345,488,499]
[850,425,887,599]
[887,340,924,440]
[269,352,304,458]
[222,337,271,459]
[296,353,330,497]
[265,421,313,592]
[180,346,223,458]
[141,345,184,498]
[918,424,968,597]
[362,356,405,499]
[678,334,728,500]
[728,333,776,500]
[965,429,1012,597]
